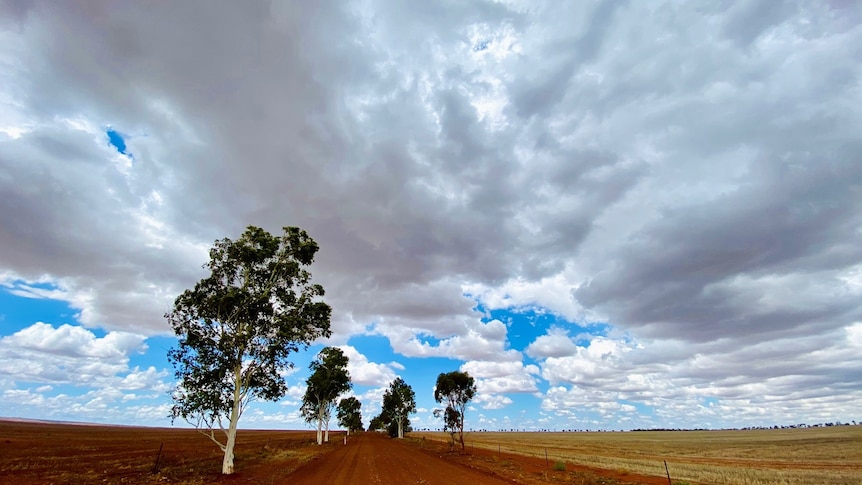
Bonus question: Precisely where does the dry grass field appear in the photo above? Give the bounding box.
[414,426,862,485]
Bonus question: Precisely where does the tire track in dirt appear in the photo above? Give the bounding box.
[288,433,512,485]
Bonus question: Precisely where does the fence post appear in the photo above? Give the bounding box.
[664,460,672,485]
[151,443,164,474]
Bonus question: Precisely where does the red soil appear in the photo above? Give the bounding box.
[0,420,675,484]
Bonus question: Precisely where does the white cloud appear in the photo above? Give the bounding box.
[464,273,597,324]
[381,318,521,362]
[338,345,397,387]
[460,359,538,395]
[538,336,643,386]
[474,394,512,410]
[0,387,172,425]
[0,322,173,424]
[0,322,147,384]
[525,326,580,358]
[535,329,862,428]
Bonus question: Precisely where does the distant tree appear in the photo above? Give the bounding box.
[166,226,331,474]
[433,406,460,451]
[380,378,417,439]
[368,413,386,432]
[337,396,363,435]
[386,416,412,438]
[434,371,477,453]
[301,347,351,444]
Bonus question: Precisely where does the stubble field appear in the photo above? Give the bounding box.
[414,426,862,484]
[0,419,327,484]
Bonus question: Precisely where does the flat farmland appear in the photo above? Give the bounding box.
[0,419,327,484]
[414,426,862,484]
[0,420,677,485]
[3,419,860,484]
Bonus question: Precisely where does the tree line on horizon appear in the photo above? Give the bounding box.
[165,226,478,475]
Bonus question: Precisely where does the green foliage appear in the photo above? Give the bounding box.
[434,371,476,452]
[337,396,363,433]
[553,460,567,471]
[368,414,386,432]
[386,416,412,438]
[380,377,417,438]
[167,225,331,430]
[433,406,461,450]
[301,347,352,442]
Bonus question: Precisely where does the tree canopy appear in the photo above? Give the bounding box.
[377,377,416,438]
[167,226,330,474]
[433,406,461,451]
[301,346,352,444]
[336,396,363,434]
[434,371,477,453]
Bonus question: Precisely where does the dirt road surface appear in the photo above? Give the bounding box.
[289,432,512,485]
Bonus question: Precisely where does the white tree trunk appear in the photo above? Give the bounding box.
[316,414,323,445]
[396,416,403,438]
[323,404,332,442]
[223,419,237,474]
[222,367,243,474]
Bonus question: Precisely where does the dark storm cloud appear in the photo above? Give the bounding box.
[1,0,860,389]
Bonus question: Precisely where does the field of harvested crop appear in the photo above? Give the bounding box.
[414,426,862,485]
[0,420,328,484]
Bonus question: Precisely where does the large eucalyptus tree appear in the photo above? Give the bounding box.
[167,226,330,474]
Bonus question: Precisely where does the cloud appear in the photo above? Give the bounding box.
[460,359,538,395]
[474,394,513,410]
[0,387,172,426]
[0,322,147,383]
[377,318,522,362]
[0,322,172,423]
[338,345,397,387]
[1,0,860,429]
[525,326,580,359]
[534,326,862,428]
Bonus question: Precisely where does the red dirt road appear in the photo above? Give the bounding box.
[290,432,512,485]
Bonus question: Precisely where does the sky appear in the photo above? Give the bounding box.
[1,1,861,432]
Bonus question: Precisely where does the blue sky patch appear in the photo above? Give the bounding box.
[105,128,129,156]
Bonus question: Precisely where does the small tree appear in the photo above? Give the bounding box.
[167,226,331,474]
[434,371,476,453]
[337,396,363,435]
[434,406,460,451]
[301,347,351,444]
[386,416,412,438]
[380,377,416,439]
[368,413,386,432]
